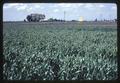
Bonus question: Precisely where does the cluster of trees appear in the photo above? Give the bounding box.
[25,14,65,22]
[47,18,65,22]
[26,14,45,22]
[94,18,117,22]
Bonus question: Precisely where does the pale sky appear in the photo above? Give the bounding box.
[3,3,117,21]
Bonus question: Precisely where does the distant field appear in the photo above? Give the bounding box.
[3,22,117,80]
[4,21,117,26]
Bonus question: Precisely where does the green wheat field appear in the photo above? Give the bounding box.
[3,22,117,80]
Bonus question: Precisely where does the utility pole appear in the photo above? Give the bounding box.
[109,14,111,21]
[64,11,66,21]
[99,14,103,21]
[101,14,103,21]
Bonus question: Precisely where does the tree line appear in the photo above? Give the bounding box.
[24,13,117,22]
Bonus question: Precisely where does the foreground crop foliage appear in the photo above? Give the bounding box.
[3,22,117,80]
